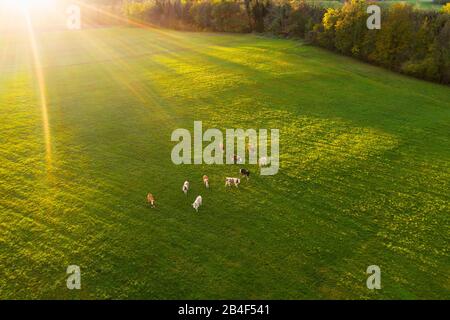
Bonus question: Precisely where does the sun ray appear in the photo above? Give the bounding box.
[74,29,174,123]
[72,0,188,42]
[23,7,52,169]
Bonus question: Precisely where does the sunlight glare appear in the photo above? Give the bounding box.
[22,4,53,170]
[2,0,56,11]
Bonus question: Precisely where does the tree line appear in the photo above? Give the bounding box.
[118,0,450,84]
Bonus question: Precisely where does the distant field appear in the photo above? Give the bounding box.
[0,27,449,299]
[306,0,444,10]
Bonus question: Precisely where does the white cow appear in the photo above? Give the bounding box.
[225,177,241,187]
[259,156,269,167]
[192,195,202,212]
[230,155,243,164]
[182,181,190,195]
[248,143,256,156]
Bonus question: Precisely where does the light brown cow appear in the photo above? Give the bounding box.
[147,193,156,208]
[203,175,209,188]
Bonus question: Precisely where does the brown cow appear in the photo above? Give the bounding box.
[147,193,156,208]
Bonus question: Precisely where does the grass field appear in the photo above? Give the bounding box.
[306,0,445,10]
[0,26,449,299]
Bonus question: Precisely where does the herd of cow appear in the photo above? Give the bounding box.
[146,168,251,212]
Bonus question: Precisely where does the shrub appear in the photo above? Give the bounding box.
[211,1,249,32]
[316,7,340,49]
[285,1,324,38]
[371,3,415,69]
[123,0,157,23]
[190,1,214,30]
[264,1,291,35]
[442,3,450,14]
[333,0,369,57]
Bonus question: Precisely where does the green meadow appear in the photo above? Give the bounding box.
[0,27,449,299]
[306,0,445,10]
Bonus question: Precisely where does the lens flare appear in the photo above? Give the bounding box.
[23,7,53,169]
